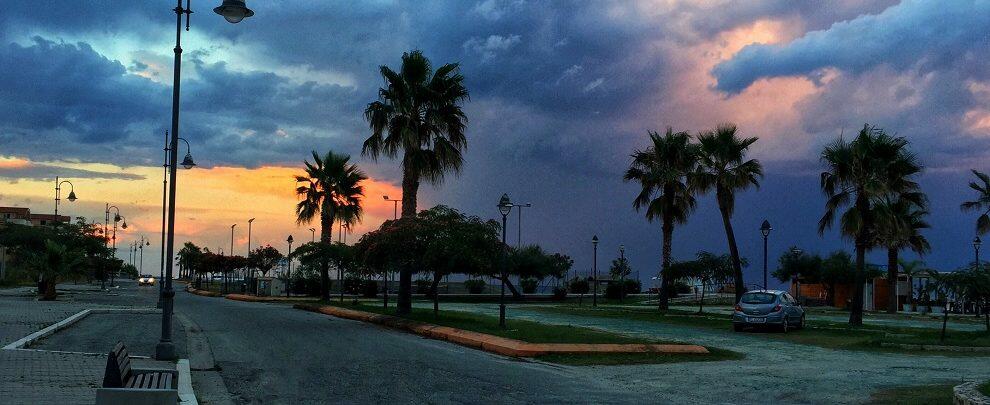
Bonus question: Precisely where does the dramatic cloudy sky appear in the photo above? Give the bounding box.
[1,0,988,287]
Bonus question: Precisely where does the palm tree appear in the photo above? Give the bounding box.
[961,170,990,235]
[693,123,763,301]
[27,240,84,300]
[898,259,928,312]
[624,128,698,310]
[819,124,922,326]
[362,50,469,315]
[295,150,367,301]
[874,196,930,313]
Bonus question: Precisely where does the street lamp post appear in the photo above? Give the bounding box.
[790,247,803,298]
[104,205,125,289]
[157,0,254,361]
[110,214,125,288]
[159,131,196,291]
[382,195,401,300]
[286,235,293,298]
[592,235,599,308]
[760,220,772,290]
[54,176,77,222]
[974,236,982,268]
[497,194,514,328]
[308,228,316,243]
[515,202,532,248]
[247,218,254,281]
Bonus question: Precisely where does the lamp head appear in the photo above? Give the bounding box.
[121,220,128,229]
[619,244,625,253]
[114,214,122,223]
[181,152,196,169]
[66,190,78,202]
[214,0,254,23]
[497,193,513,216]
[287,235,294,244]
[760,219,772,238]
[791,247,803,255]
[248,218,255,223]
[975,236,983,248]
[592,235,599,245]
[383,195,389,200]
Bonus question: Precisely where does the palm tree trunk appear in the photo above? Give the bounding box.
[886,248,899,314]
[659,212,673,311]
[698,281,706,314]
[715,191,745,300]
[396,155,419,315]
[850,195,869,326]
[320,209,333,302]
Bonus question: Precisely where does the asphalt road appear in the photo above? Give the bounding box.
[170,288,650,404]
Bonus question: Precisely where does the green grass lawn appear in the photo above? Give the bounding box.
[318,300,742,366]
[869,383,956,405]
[527,305,990,355]
[980,381,990,397]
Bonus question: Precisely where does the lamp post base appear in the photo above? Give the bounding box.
[155,341,176,361]
[499,303,506,329]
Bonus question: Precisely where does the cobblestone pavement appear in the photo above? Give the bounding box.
[0,281,172,405]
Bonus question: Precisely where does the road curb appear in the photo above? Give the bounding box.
[177,359,198,405]
[3,307,162,351]
[294,303,709,358]
[224,293,317,303]
[186,287,223,297]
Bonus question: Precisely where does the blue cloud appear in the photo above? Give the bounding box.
[712,0,990,93]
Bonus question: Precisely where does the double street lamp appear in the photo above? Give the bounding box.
[497,193,514,328]
[104,205,126,289]
[157,0,254,361]
[760,220,772,290]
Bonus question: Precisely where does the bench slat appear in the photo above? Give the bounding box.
[149,373,159,389]
[161,374,172,390]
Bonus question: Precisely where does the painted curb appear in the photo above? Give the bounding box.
[177,359,198,405]
[224,294,317,303]
[295,304,709,357]
[2,309,92,350]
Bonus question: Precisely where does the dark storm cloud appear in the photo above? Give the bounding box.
[0,162,145,181]
[711,0,990,93]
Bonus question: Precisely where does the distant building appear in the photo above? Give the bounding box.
[0,206,70,280]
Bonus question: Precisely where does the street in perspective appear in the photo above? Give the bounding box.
[2,1,990,404]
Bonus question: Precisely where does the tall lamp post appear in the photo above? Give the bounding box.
[790,247,803,298]
[382,195,401,299]
[308,228,316,243]
[54,176,78,222]
[104,205,125,288]
[247,218,254,280]
[497,194,514,328]
[592,235,599,308]
[974,236,982,268]
[157,0,254,361]
[159,132,196,288]
[515,202,532,248]
[760,220,772,290]
[286,235,293,298]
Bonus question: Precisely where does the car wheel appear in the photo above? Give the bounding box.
[781,318,789,333]
[798,314,806,330]
[733,323,744,332]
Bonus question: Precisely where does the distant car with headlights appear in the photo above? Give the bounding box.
[138,274,156,286]
[732,290,805,332]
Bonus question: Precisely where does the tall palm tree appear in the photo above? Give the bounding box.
[693,123,763,301]
[362,50,469,315]
[295,150,367,301]
[874,195,930,313]
[819,124,922,326]
[624,128,698,310]
[961,169,990,236]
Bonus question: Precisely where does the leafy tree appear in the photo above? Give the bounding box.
[23,240,85,300]
[624,128,698,310]
[177,242,204,280]
[819,124,922,326]
[294,150,366,301]
[773,247,823,285]
[693,123,763,302]
[291,241,355,302]
[248,245,284,277]
[362,50,469,315]
[568,277,590,305]
[899,259,930,311]
[874,195,930,313]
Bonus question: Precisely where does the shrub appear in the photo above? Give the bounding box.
[361,280,378,298]
[520,278,539,294]
[552,286,568,300]
[343,275,363,295]
[568,277,590,295]
[415,278,432,294]
[624,279,642,295]
[464,279,487,294]
[604,283,624,299]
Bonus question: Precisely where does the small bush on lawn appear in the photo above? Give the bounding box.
[624,279,642,294]
[552,286,568,300]
[464,279,487,294]
[605,283,623,299]
[361,280,378,298]
[343,276,364,295]
[415,278,432,294]
[520,278,539,294]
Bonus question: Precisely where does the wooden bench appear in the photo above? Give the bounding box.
[95,342,178,405]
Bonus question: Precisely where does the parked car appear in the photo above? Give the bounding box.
[138,274,156,286]
[732,290,805,332]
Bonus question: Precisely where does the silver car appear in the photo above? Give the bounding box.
[732,290,805,332]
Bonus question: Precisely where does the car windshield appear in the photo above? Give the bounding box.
[141,275,153,278]
[741,293,776,304]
